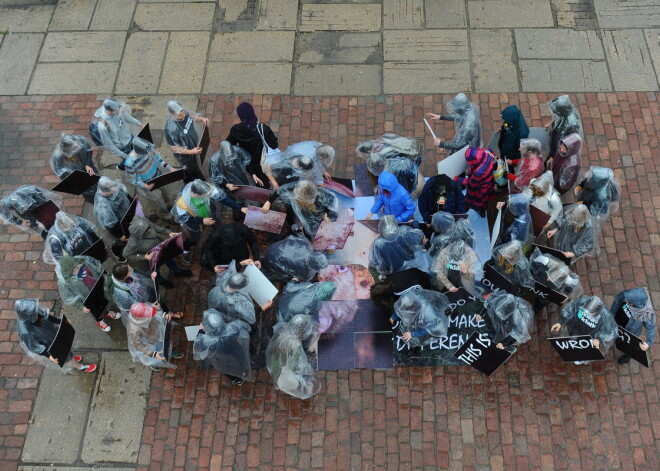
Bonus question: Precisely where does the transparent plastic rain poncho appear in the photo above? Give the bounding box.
[548,95,582,159]
[43,213,99,265]
[438,93,482,151]
[491,240,535,289]
[511,138,544,192]
[164,103,199,160]
[269,154,317,186]
[126,303,176,369]
[276,280,336,323]
[125,137,170,188]
[171,179,227,227]
[274,141,334,184]
[209,141,254,188]
[266,314,321,399]
[93,176,132,235]
[369,215,428,275]
[527,171,563,227]
[428,212,475,258]
[356,133,424,166]
[50,133,98,179]
[208,261,256,325]
[530,248,583,299]
[557,295,618,352]
[368,156,419,194]
[577,167,621,219]
[276,181,339,239]
[111,270,157,319]
[500,193,534,248]
[433,240,481,297]
[94,100,142,158]
[551,133,582,195]
[15,298,73,371]
[0,185,62,234]
[261,236,328,283]
[483,292,534,345]
[56,255,103,311]
[193,308,251,379]
[553,204,599,259]
[393,288,450,348]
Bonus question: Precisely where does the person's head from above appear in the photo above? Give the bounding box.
[202,308,227,336]
[431,211,454,234]
[190,180,210,199]
[167,100,186,122]
[356,140,374,159]
[496,240,522,273]
[519,138,542,158]
[226,273,249,292]
[585,167,614,190]
[447,240,467,262]
[132,136,153,156]
[55,212,76,232]
[447,93,471,115]
[58,255,82,278]
[378,215,400,241]
[307,252,329,272]
[103,98,122,115]
[293,180,318,211]
[316,145,335,167]
[287,314,315,340]
[566,203,590,231]
[580,296,604,319]
[113,263,133,283]
[236,102,258,126]
[367,154,386,176]
[529,171,553,198]
[59,133,80,157]
[549,94,575,118]
[129,302,158,324]
[98,176,120,197]
[292,155,314,171]
[558,133,581,157]
[15,298,42,323]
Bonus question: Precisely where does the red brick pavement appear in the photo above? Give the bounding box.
[0,93,658,471]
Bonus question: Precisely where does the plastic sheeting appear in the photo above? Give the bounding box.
[274,181,338,239]
[208,261,256,325]
[530,248,583,299]
[552,204,599,259]
[433,240,481,297]
[550,133,582,195]
[510,138,544,192]
[209,141,254,188]
[393,287,450,347]
[428,212,475,258]
[55,255,103,310]
[438,93,482,151]
[0,185,62,234]
[527,171,563,228]
[557,295,618,352]
[50,134,98,181]
[276,280,336,323]
[500,193,534,248]
[261,236,328,283]
[171,179,227,226]
[369,216,428,275]
[126,303,176,369]
[94,176,132,232]
[491,240,535,289]
[577,167,621,219]
[548,95,582,159]
[483,291,534,345]
[356,133,424,166]
[43,213,99,265]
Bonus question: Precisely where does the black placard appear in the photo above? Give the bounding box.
[532,244,571,266]
[531,281,567,305]
[146,169,186,191]
[614,304,630,327]
[453,331,512,376]
[615,326,649,368]
[198,126,210,165]
[83,272,109,318]
[81,238,107,263]
[482,262,522,297]
[120,196,139,237]
[529,205,551,237]
[148,233,184,270]
[51,170,100,195]
[31,200,60,230]
[47,315,75,368]
[548,335,606,363]
[137,123,153,143]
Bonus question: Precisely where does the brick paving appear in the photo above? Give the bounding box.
[1,92,659,470]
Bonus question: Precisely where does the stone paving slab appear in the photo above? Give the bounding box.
[515,29,605,60]
[256,0,298,31]
[60,304,128,351]
[29,62,119,94]
[645,29,660,87]
[594,0,660,28]
[519,59,612,92]
[81,352,151,464]
[90,0,137,31]
[294,64,381,95]
[425,0,466,28]
[468,0,554,28]
[49,0,97,32]
[602,29,659,91]
[115,32,168,95]
[158,31,210,94]
[296,32,382,64]
[204,62,292,94]
[209,31,295,62]
[39,31,126,62]
[383,29,468,62]
[471,29,519,93]
[383,61,471,93]
[0,5,54,32]
[383,0,424,29]
[0,33,43,95]
[300,4,382,32]
[133,2,215,31]
[21,353,99,464]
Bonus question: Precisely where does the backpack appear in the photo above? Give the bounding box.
[88,118,110,146]
[493,158,508,187]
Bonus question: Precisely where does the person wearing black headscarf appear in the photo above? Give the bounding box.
[497,105,529,160]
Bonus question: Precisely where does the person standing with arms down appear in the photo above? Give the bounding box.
[164,100,210,183]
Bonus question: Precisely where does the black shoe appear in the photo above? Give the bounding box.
[174,269,193,277]
[618,355,631,365]
[231,378,246,385]
[159,279,175,289]
[116,163,126,171]
[170,351,183,359]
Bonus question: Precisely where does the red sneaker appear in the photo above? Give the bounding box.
[104,311,121,320]
[79,364,97,373]
[96,320,111,332]
[73,355,82,362]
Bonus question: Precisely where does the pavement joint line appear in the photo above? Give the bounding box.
[111,1,139,95]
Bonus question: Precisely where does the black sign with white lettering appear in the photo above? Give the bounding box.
[614,304,630,328]
[453,331,512,376]
[482,262,522,297]
[548,335,606,362]
[532,244,571,266]
[615,326,649,368]
[532,281,567,305]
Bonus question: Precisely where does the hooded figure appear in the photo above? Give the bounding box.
[93,99,142,162]
[0,185,62,238]
[500,193,534,248]
[50,133,98,203]
[276,280,336,323]
[491,240,535,289]
[434,240,481,296]
[497,105,530,160]
[209,141,254,189]
[553,295,618,354]
[43,212,99,265]
[126,302,176,369]
[261,236,328,283]
[418,174,466,221]
[549,204,598,260]
[164,100,206,182]
[193,308,251,380]
[483,292,534,351]
[530,248,583,299]
[208,261,256,325]
[428,212,475,258]
[391,288,450,348]
[548,95,582,159]
[611,288,656,363]
[550,133,582,195]
[436,93,482,151]
[456,147,495,215]
[200,217,260,273]
[368,171,415,222]
[527,171,563,229]
[576,167,621,219]
[367,155,419,195]
[15,299,68,371]
[269,154,317,187]
[123,216,172,266]
[266,314,321,399]
[56,255,105,321]
[507,138,544,193]
[271,141,334,186]
[369,215,428,275]
[94,176,132,240]
[356,133,424,166]
[111,265,157,321]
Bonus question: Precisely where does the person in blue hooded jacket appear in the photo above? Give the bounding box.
[364,171,415,222]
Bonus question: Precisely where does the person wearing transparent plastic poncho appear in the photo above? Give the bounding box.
[15,298,96,373]
[267,154,317,188]
[266,314,321,399]
[496,193,534,249]
[262,180,338,240]
[356,133,424,167]
[364,171,416,223]
[126,302,181,371]
[366,154,420,195]
[93,98,143,169]
[369,215,429,276]
[477,292,534,353]
[551,295,618,360]
[164,100,210,183]
[610,287,656,365]
[427,211,475,259]
[50,133,99,204]
[389,288,450,348]
[208,261,265,326]
[94,176,132,260]
[209,141,255,191]
[433,240,481,297]
[276,280,336,323]
[546,95,582,160]
[526,171,564,230]
[546,133,582,196]
[0,185,62,239]
[111,263,159,321]
[530,248,583,300]
[266,141,335,189]
[261,235,328,283]
[193,308,251,384]
[506,138,544,193]
[546,204,598,260]
[574,167,621,220]
[43,212,100,265]
[490,240,535,290]
[124,136,179,226]
[428,93,482,152]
